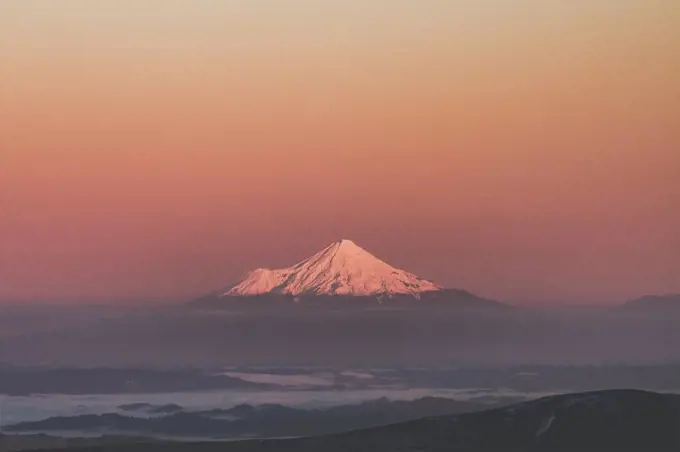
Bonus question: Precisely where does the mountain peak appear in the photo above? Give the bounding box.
[326,239,365,256]
[222,240,443,298]
[335,238,359,247]
[336,238,355,245]
[315,239,376,263]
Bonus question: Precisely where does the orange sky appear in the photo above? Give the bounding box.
[1,1,679,304]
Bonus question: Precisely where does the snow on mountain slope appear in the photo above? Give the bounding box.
[223,240,443,298]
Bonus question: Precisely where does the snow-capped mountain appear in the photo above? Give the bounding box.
[224,239,442,298]
[191,239,505,308]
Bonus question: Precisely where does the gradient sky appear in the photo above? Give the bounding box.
[2,1,679,305]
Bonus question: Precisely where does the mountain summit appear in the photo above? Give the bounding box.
[192,240,504,308]
[225,239,442,297]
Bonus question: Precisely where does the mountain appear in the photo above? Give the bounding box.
[191,239,504,308]
[31,390,680,451]
[225,239,442,297]
[622,293,680,310]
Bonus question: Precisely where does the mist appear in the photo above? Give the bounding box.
[1,305,678,368]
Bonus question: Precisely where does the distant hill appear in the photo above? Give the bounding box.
[622,293,680,310]
[6,396,513,440]
[30,390,680,452]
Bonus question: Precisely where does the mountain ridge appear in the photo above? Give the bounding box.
[622,293,680,310]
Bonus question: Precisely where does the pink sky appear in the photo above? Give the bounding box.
[1,1,679,304]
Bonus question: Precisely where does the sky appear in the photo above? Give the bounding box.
[1,0,679,305]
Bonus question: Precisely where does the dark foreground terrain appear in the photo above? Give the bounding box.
[0,436,158,452]
[19,389,680,452]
